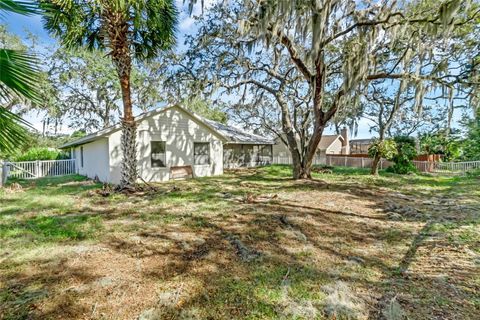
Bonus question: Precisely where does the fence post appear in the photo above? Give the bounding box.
[361,158,364,168]
[344,156,347,167]
[36,160,41,178]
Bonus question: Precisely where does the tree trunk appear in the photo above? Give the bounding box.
[118,66,137,190]
[371,153,381,175]
[287,127,325,180]
[293,161,311,179]
[120,119,138,189]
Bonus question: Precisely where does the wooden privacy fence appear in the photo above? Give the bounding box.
[273,155,392,168]
[326,156,393,169]
[4,159,76,179]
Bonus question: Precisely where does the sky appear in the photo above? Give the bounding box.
[2,1,462,140]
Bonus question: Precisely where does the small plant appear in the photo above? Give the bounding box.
[368,139,397,160]
[368,139,397,175]
[387,136,418,174]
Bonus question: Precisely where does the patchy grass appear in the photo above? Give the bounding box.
[1,166,479,319]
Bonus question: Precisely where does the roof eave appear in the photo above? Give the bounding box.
[225,141,275,145]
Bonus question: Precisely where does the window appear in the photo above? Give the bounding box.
[259,145,272,157]
[151,141,166,167]
[80,146,84,167]
[194,142,210,165]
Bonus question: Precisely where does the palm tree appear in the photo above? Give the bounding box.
[41,0,177,189]
[0,0,40,155]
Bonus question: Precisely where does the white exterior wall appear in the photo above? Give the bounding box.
[108,107,224,184]
[74,138,110,181]
[272,139,290,158]
[326,138,343,155]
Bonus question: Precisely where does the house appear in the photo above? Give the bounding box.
[349,138,374,154]
[60,105,274,184]
[272,128,350,162]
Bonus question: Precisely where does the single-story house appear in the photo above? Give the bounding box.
[60,105,274,184]
[272,128,350,162]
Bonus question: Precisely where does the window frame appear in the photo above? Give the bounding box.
[151,141,167,168]
[194,142,211,165]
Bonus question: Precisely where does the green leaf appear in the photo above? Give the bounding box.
[0,0,40,17]
[0,106,31,154]
[0,48,41,103]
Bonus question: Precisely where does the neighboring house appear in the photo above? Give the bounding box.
[349,138,374,154]
[60,105,274,184]
[272,128,350,162]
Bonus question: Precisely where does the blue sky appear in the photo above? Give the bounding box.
[4,1,460,140]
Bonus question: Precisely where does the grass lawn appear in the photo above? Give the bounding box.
[1,166,479,319]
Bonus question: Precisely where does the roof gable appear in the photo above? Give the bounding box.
[318,135,343,150]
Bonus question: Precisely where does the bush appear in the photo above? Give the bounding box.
[13,147,69,162]
[386,136,418,174]
[368,139,397,160]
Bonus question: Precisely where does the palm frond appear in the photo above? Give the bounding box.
[0,48,41,103]
[0,0,39,17]
[40,0,178,61]
[0,106,30,154]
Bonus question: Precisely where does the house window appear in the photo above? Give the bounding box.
[194,142,210,165]
[80,146,84,167]
[260,145,272,157]
[151,141,166,167]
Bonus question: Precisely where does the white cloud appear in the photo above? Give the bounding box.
[176,0,218,32]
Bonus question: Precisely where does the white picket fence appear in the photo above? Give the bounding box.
[413,160,480,174]
[5,159,76,179]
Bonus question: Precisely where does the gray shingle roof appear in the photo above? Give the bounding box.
[200,117,274,145]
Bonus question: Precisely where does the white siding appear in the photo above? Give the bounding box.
[74,138,110,181]
[326,138,343,154]
[272,139,290,158]
[108,106,224,184]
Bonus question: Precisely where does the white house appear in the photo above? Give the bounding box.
[60,105,274,184]
[272,128,350,162]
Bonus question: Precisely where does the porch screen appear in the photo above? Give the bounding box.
[194,142,210,165]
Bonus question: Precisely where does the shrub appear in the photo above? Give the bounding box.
[386,136,417,174]
[13,147,69,162]
[368,139,397,160]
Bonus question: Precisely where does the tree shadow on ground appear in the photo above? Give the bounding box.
[1,168,478,319]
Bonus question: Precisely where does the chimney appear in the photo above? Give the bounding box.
[340,127,350,155]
